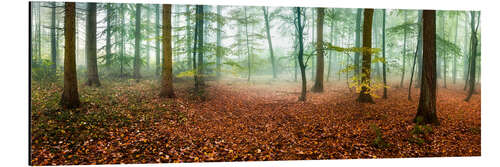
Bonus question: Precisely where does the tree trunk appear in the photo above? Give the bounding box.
[134,4,142,82]
[357,8,375,103]
[160,4,175,98]
[414,10,438,125]
[400,11,407,88]
[452,13,458,84]
[354,8,362,85]
[409,11,423,100]
[155,5,161,76]
[465,11,479,102]
[441,13,447,88]
[312,8,325,92]
[86,3,101,87]
[263,7,277,79]
[295,7,307,101]
[50,2,57,77]
[120,4,125,78]
[186,5,192,71]
[244,7,252,83]
[105,3,112,68]
[194,5,205,90]
[327,17,334,82]
[382,9,388,99]
[146,6,151,69]
[61,2,80,109]
[216,6,223,79]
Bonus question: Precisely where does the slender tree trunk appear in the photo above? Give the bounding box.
[382,9,388,99]
[400,11,407,88]
[244,7,252,82]
[86,3,101,87]
[106,3,112,68]
[194,5,204,90]
[409,11,423,100]
[134,4,142,82]
[155,5,161,76]
[216,6,223,79]
[295,7,307,101]
[463,14,470,88]
[465,11,479,102]
[30,2,33,68]
[37,3,41,66]
[414,10,438,125]
[61,2,80,109]
[312,8,325,92]
[146,5,151,69]
[327,17,334,82]
[354,8,362,85]
[357,8,375,103]
[311,9,315,81]
[442,13,447,88]
[120,4,125,78]
[50,2,57,77]
[185,5,192,71]
[263,7,277,79]
[160,4,175,98]
[453,13,458,84]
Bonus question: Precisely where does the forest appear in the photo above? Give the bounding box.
[30,2,481,165]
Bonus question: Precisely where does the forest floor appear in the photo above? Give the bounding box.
[30,78,481,165]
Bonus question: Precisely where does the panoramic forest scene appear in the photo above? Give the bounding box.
[30,1,481,165]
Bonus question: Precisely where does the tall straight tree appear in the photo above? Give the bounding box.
[357,8,374,103]
[145,5,151,69]
[61,2,80,109]
[400,11,408,88]
[465,11,480,102]
[155,5,161,76]
[160,4,175,98]
[50,2,57,77]
[86,3,101,86]
[216,6,223,79]
[263,7,277,79]
[414,10,438,125]
[194,5,205,90]
[452,13,459,84]
[185,5,192,70]
[382,9,387,99]
[134,4,142,81]
[441,13,447,88]
[294,7,307,101]
[354,8,362,85]
[119,4,125,77]
[105,3,112,68]
[312,8,325,92]
[244,7,252,82]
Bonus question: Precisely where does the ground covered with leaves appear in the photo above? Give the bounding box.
[30,79,481,165]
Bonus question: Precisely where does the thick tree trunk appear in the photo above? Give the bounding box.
[312,8,325,92]
[357,8,374,103]
[50,2,57,77]
[160,4,175,98]
[61,2,80,109]
[216,6,222,79]
[194,5,205,90]
[354,8,362,85]
[86,3,101,87]
[414,10,438,125]
[134,4,142,82]
[465,11,479,102]
[263,7,277,79]
[382,9,388,99]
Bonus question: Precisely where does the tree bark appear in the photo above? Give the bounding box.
[86,3,101,87]
[312,8,325,92]
[155,5,161,76]
[50,2,57,77]
[61,2,80,109]
[160,4,175,98]
[295,7,307,101]
[400,11,407,88]
[414,10,438,125]
[357,8,374,103]
[354,8,362,85]
[465,11,479,102]
[244,7,252,82]
[134,4,142,82]
[105,3,112,68]
[194,5,205,90]
[409,11,423,101]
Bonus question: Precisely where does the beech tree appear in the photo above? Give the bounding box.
[159,4,175,98]
[357,8,374,103]
[312,8,325,92]
[85,3,101,87]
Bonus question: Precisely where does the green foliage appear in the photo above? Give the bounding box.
[370,124,389,148]
[32,59,59,82]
